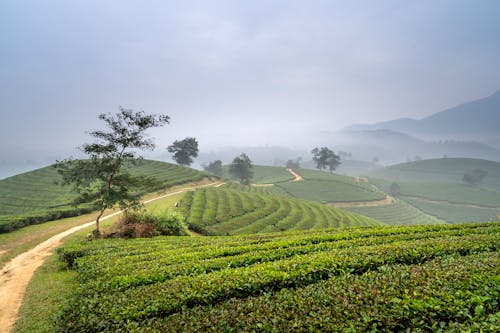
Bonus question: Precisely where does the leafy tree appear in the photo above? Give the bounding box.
[54,108,170,237]
[168,137,199,166]
[390,182,401,197]
[229,153,253,184]
[463,168,487,186]
[311,147,341,173]
[203,160,223,177]
[285,157,301,169]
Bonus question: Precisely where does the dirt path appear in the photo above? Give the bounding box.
[330,195,395,208]
[287,168,303,182]
[0,181,221,333]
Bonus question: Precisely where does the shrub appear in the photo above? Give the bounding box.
[152,210,189,236]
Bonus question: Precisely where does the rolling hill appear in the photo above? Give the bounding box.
[0,160,208,233]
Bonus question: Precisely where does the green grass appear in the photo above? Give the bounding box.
[222,165,294,184]
[0,160,207,233]
[343,199,446,225]
[371,178,500,208]
[404,196,500,223]
[276,169,386,203]
[54,222,500,332]
[178,187,383,235]
[368,158,500,191]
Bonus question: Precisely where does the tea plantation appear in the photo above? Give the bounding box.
[56,222,500,332]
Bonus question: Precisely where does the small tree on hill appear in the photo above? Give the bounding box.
[168,137,199,166]
[54,108,170,237]
[229,153,253,184]
[463,168,487,186]
[312,147,341,173]
[390,182,401,197]
[285,157,301,169]
[203,160,223,177]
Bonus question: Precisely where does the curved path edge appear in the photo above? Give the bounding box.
[0,181,222,333]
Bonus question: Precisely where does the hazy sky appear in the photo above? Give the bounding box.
[1,0,500,159]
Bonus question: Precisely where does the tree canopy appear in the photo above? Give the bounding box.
[168,137,199,166]
[203,160,223,177]
[311,147,341,173]
[54,108,170,236]
[229,153,253,184]
[463,168,487,186]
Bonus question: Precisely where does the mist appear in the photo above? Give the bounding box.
[1,0,500,178]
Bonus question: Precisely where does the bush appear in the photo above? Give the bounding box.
[106,210,189,238]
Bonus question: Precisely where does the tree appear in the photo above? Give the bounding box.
[390,182,401,197]
[463,168,487,186]
[54,108,170,237]
[203,160,223,177]
[168,137,199,166]
[229,153,253,184]
[285,157,301,169]
[311,147,341,173]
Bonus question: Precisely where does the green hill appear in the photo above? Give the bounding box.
[222,165,294,184]
[276,168,386,203]
[0,160,207,232]
[178,186,383,235]
[56,222,500,332]
[368,158,500,191]
[343,199,446,225]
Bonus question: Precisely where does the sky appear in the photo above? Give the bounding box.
[1,0,500,164]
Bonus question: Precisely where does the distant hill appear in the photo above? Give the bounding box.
[346,90,500,148]
[367,157,500,191]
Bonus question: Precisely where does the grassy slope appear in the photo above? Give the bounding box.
[368,158,500,191]
[0,160,207,232]
[53,222,500,332]
[178,187,383,235]
[343,199,445,225]
[277,168,386,203]
[222,165,294,184]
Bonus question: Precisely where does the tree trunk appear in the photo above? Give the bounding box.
[93,208,105,238]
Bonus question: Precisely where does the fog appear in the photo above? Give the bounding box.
[1,0,500,178]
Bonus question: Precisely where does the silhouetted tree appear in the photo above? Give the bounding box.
[203,160,223,177]
[463,168,487,186]
[285,157,301,169]
[54,108,170,237]
[312,147,341,173]
[168,137,199,166]
[390,182,401,197]
[229,153,253,184]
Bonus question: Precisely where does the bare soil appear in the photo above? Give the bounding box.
[287,168,303,182]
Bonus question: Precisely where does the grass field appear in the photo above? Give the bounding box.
[276,168,386,203]
[368,158,500,191]
[343,199,446,225]
[0,160,207,233]
[178,187,382,235]
[222,165,294,184]
[54,222,500,332]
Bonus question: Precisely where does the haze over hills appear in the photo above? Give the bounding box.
[345,90,500,149]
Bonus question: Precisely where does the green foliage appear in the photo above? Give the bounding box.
[276,169,386,203]
[203,160,223,177]
[178,187,382,235]
[229,153,253,184]
[311,147,340,172]
[55,222,500,332]
[54,108,170,235]
[167,137,199,166]
[344,199,445,225]
[463,168,487,186]
[0,160,206,233]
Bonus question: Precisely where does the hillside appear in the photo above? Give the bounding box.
[178,186,382,235]
[368,158,500,191]
[55,222,500,332]
[222,165,294,184]
[0,160,207,233]
[276,168,386,203]
[346,90,500,147]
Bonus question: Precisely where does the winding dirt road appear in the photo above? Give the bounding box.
[0,181,221,333]
[287,168,303,182]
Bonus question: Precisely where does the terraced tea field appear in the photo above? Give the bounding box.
[343,199,445,225]
[223,165,294,184]
[56,222,500,332]
[276,168,386,203]
[0,160,207,233]
[178,186,382,235]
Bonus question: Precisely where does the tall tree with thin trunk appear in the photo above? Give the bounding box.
[168,137,199,166]
[229,153,253,184]
[54,108,170,237]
